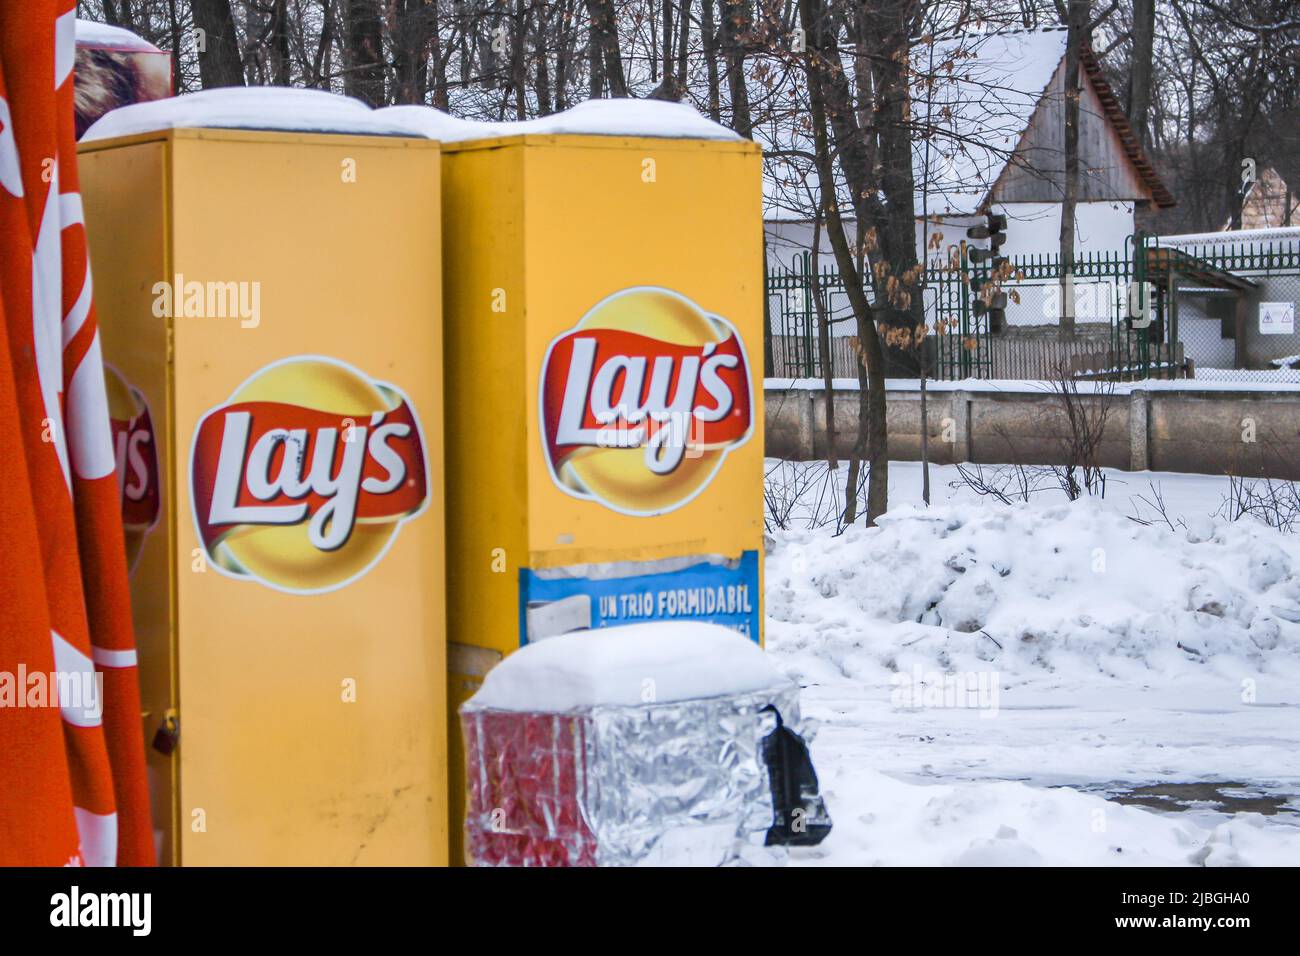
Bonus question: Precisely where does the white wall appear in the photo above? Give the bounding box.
[768,201,1136,269]
[992,200,1135,259]
[765,201,1139,337]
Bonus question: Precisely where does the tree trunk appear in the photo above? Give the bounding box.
[310,0,336,89]
[701,0,721,121]
[649,0,682,99]
[533,4,553,115]
[510,0,528,118]
[191,0,246,88]
[1224,134,1246,230]
[807,3,874,227]
[863,0,922,375]
[166,0,182,93]
[1126,0,1155,151]
[676,0,692,91]
[429,1,449,108]
[919,376,930,505]
[811,219,838,471]
[762,229,775,377]
[587,12,604,97]
[391,0,426,105]
[554,0,575,110]
[663,0,673,85]
[270,0,291,86]
[1058,0,1087,340]
[585,0,628,96]
[799,0,888,526]
[720,0,752,137]
[345,0,386,106]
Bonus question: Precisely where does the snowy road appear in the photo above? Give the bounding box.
[787,674,1300,865]
[765,461,1300,865]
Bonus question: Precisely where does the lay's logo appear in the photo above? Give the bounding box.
[104,365,161,574]
[540,287,753,516]
[189,356,428,594]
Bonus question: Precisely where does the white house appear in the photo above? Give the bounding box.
[764,28,1176,272]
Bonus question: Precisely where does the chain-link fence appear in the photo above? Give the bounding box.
[766,230,1300,383]
[1153,233,1300,384]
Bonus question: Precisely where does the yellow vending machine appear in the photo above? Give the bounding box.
[79,119,448,866]
[436,121,765,863]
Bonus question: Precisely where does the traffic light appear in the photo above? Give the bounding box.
[967,211,1008,332]
[973,291,1008,334]
[967,212,1006,264]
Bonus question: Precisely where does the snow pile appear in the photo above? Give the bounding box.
[767,477,1300,867]
[471,621,788,712]
[378,98,742,143]
[795,765,1300,866]
[81,87,420,141]
[767,499,1300,682]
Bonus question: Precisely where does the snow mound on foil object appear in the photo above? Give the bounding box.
[81,87,420,141]
[468,621,790,712]
[76,19,160,51]
[461,623,804,866]
[377,98,743,143]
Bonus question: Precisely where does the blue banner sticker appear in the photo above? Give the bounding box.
[519,551,760,645]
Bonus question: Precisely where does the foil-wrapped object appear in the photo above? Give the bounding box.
[462,682,806,867]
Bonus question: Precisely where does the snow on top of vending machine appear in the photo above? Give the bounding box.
[467,622,789,713]
[75,18,161,51]
[377,98,744,143]
[80,87,424,141]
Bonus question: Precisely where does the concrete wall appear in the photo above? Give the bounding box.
[766,381,1300,479]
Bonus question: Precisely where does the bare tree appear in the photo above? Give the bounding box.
[191,0,245,87]
[586,0,629,95]
[344,0,385,105]
[720,0,753,136]
[1125,0,1154,149]
[1055,0,1087,339]
[798,0,890,525]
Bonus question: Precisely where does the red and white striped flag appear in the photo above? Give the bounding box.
[0,0,152,867]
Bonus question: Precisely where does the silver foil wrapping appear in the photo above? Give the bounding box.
[462,681,805,866]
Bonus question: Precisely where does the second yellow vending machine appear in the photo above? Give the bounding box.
[433,119,766,863]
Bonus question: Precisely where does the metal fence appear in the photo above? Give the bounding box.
[1150,233,1300,384]
[766,231,1300,384]
[766,248,992,381]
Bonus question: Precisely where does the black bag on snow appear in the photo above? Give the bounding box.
[760,705,832,847]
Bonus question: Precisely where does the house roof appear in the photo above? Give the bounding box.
[915,30,1069,216]
[1079,43,1175,209]
[913,28,1174,215]
[1160,225,1300,248]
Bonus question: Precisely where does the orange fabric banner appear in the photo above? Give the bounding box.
[0,1,153,866]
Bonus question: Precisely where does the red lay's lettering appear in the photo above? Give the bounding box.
[539,287,753,516]
[189,356,428,594]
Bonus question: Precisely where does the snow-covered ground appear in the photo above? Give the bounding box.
[765,460,1300,866]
